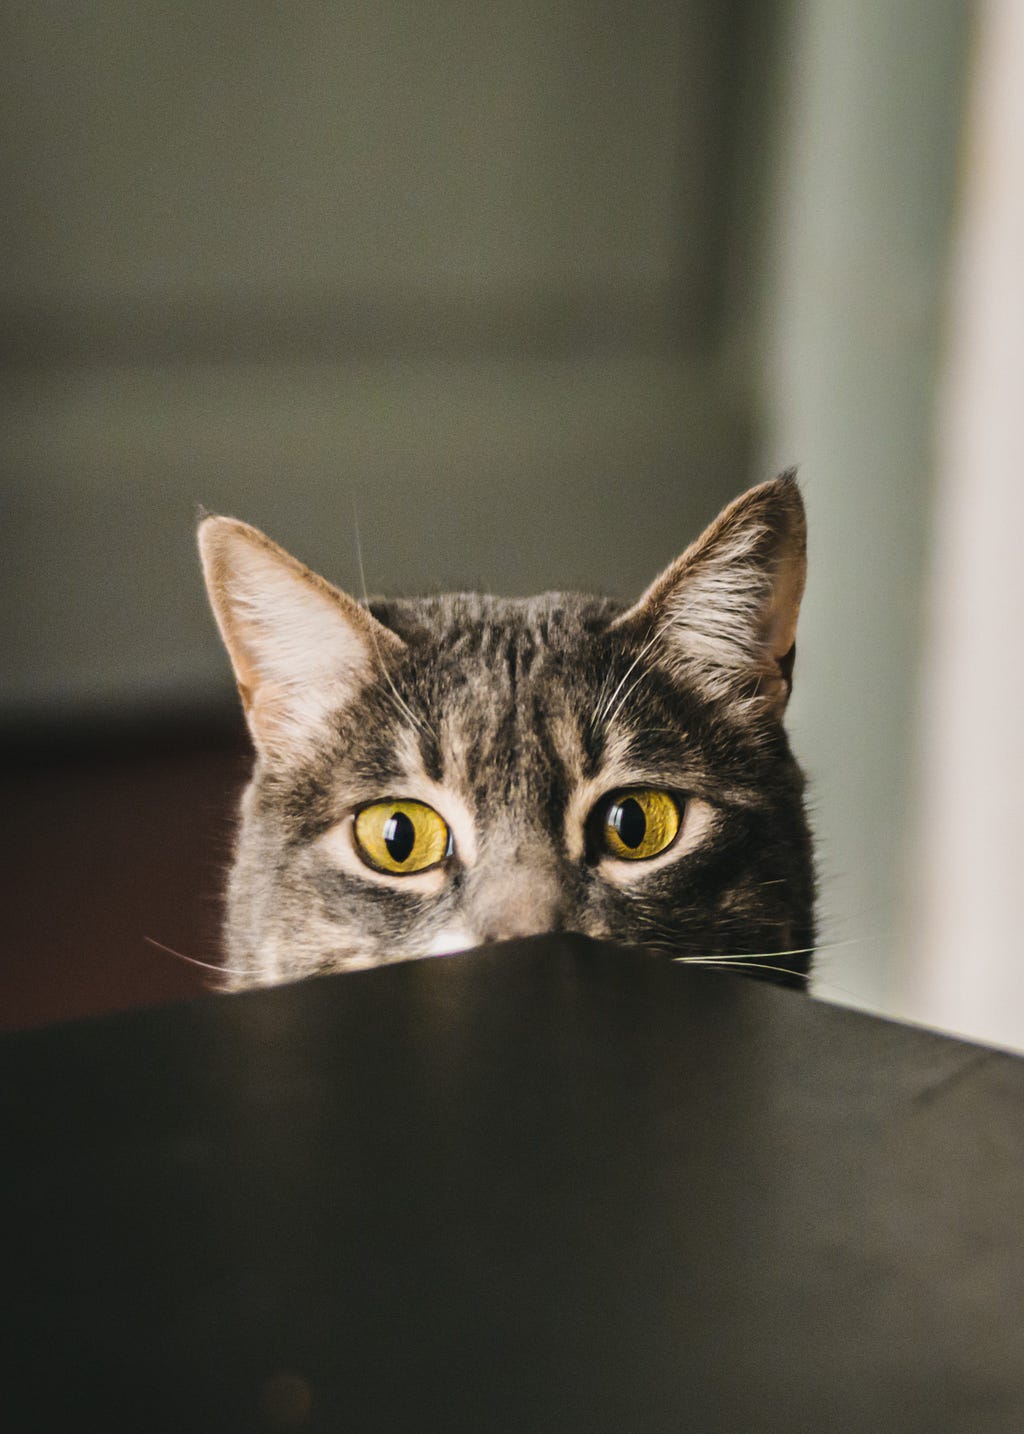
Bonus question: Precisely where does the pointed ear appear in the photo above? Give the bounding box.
[612,472,807,714]
[198,517,404,757]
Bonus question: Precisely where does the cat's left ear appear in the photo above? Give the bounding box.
[198,516,405,759]
[613,472,807,714]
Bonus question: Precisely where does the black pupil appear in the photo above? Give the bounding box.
[383,811,416,864]
[611,797,646,849]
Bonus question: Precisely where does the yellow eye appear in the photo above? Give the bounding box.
[353,800,452,875]
[600,788,681,861]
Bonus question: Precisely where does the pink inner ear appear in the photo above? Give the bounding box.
[608,476,807,715]
[199,514,408,759]
[764,548,807,662]
[777,642,797,693]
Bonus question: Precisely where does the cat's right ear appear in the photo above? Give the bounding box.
[612,473,807,716]
[198,517,404,758]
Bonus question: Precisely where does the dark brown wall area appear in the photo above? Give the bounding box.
[0,726,250,1032]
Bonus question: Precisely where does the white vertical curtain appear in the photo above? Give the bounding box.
[761,0,968,1023]
[900,0,1024,1052]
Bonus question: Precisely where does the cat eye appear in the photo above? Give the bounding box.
[353,800,453,875]
[597,788,682,862]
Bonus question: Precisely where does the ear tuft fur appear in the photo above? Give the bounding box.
[198,516,404,757]
[614,473,807,714]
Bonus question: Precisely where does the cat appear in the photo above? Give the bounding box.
[199,473,815,991]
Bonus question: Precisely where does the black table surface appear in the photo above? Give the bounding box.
[3,936,1023,1433]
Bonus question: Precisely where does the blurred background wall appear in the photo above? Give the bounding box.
[2,0,759,725]
[2,1,1020,1050]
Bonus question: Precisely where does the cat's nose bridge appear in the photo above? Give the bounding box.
[467,833,565,944]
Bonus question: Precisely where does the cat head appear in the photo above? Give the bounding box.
[199,474,814,989]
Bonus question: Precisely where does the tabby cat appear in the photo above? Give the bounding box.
[199,474,814,990]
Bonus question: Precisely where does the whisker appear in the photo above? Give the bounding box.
[589,665,617,731]
[593,626,660,731]
[689,940,854,963]
[143,935,249,978]
[681,948,815,963]
[606,664,653,732]
[353,510,438,745]
[664,935,862,963]
[679,957,809,979]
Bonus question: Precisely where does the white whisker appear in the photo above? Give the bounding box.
[143,935,251,978]
[594,626,661,731]
[679,957,807,979]
[353,513,438,745]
